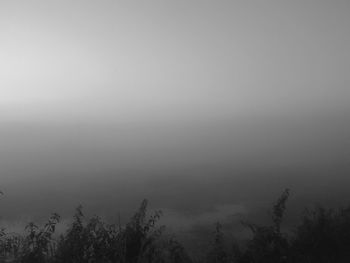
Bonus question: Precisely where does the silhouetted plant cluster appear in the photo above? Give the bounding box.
[0,199,191,263]
[204,189,350,263]
[1,190,350,263]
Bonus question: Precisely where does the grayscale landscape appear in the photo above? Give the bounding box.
[0,1,349,262]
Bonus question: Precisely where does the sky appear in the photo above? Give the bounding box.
[0,0,350,234]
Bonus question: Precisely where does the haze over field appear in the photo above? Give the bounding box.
[0,0,349,233]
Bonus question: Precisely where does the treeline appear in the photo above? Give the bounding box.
[1,189,350,263]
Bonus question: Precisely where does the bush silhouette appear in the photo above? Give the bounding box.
[236,189,290,263]
[1,189,350,263]
[206,222,228,263]
[20,213,60,263]
[290,206,350,263]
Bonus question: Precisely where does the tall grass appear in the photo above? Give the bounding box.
[1,190,350,263]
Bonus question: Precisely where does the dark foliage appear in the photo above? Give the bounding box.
[206,223,228,263]
[1,189,350,263]
[290,206,350,263]
[20,213,60,263]
[237,189,290,263]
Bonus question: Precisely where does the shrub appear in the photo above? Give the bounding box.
[234,189,290,263]
[20,213,60,263]
[291,206,350,263]
[206,222,228,263]
[2,189,350,263]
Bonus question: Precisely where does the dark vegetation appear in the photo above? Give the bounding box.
[1,189,350,262]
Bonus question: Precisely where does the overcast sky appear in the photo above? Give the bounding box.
[0,1,349,229]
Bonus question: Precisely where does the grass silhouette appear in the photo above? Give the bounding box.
[1,189,350,262]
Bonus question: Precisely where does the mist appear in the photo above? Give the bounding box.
[0,0,349,237]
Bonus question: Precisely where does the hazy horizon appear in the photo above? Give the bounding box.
[0,0,349,234]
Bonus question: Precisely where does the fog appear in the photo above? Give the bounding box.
[0,1,349,232]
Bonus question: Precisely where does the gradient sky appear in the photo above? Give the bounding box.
[0,0,350,231]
